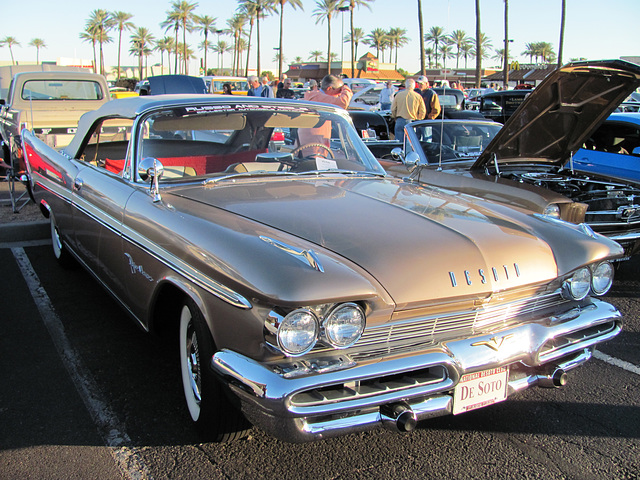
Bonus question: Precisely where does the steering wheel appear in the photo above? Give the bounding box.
[291,143,335,159]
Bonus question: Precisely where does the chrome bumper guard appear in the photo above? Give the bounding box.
[211,298,621,442]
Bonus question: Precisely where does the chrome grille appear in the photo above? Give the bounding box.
[315,290,569,359]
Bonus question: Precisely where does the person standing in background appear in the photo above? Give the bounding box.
[379,81,395,110]
[391,78,425,141]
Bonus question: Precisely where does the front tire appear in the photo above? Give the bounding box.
[179,298,250,442]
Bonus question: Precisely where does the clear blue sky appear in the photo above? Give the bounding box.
[2,0,639,75]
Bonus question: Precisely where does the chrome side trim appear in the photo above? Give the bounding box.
[34,171,251,310]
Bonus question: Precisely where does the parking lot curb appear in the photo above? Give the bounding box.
[0,220,50,243]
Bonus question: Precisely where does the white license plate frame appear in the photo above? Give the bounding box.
[453,366,509,415]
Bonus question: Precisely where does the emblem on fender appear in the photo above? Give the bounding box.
[471,334,514,352]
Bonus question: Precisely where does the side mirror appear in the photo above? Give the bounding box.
[390,147,404,162]
[402,151,421,168]
[138,157,164,202]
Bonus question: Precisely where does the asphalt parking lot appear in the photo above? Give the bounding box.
[1,202,639,479]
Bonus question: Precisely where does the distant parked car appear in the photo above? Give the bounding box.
[479,89,532,124]
[136,75,208,95]
[385,60,640,261]
[573,112,640,183]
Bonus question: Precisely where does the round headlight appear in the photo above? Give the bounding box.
[543,203,561,218]
[563,267,591,301]
[277,309,318,356]
[323,303,366,348]
[591,261,614,295]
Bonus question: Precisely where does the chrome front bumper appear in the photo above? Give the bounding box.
[211,298,621,442]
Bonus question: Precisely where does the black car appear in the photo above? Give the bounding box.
[479,89,532,123]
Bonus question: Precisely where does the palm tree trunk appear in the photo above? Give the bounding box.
[557,0,566,68]
[117,29,123,80]
[245,22,253,77]
[257,16,262,76]
[474,0,482,88]
[278,2,284,80]
[327,20,332,75]
[418,0,425,75]
[503,0,509,88]
[349,6,355,77]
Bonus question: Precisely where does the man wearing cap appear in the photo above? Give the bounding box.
[415,75,441,120]
[391,78,426,141]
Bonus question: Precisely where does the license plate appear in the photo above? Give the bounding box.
[453,366,509,415]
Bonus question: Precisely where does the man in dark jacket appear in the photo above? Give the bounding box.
[415,75,441,119]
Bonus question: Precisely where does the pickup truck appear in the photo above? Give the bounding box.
[0,69,110,171]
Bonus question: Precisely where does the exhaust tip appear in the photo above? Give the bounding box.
[538,367,567,388]
[380,403,417,433]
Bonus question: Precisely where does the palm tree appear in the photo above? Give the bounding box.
[387,28,408,70]
[129,27,155,80]
[212,40,231,71]
[417,0,425,75]
[313,0,341,76]
[521,42,536,63]
[161,8,181,73]
[537,41,555,63]
[449,29,472,69]
[238,0,276,79]
[364,28,387,59]
[460,42,473,68]
[557,0,566,67]
[493,48,511,69]
[79,28,98,74]
[344,27,364,63]
[0,37,20,66]
[474,0,482,87]
[237,2,256,76]
[86,10,114,76]
[156,36,176,74]
[111,11,134,80]
[172,1,198,74]
[473,33,493,64]
[425,26,445,68]
[309,50,323,61]
[226,14,247,75]
[439,43,453,70]
[176,42,196,72]
[345,0,375,78]
[424,47,435,69]
[194,14,217,75]
[28,38,46,64]
[273,0,304,81]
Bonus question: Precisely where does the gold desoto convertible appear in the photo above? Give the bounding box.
[22,95,623,442]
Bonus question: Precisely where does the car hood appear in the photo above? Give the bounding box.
[473,60,640,170]
[169,176,615,308]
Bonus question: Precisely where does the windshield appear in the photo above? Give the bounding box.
[22,80,104,100]
[407,121,502,164]
[136,103,385,182]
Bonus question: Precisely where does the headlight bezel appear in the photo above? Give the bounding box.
[276,308,320,357]
[590,261,614,296]
[322,302,366,349]
[270,302,367,357]
[562,266,591,301]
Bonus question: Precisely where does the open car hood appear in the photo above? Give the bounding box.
[473,60,640,170]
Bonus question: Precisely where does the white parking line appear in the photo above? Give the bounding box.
[12,247,153,480]
[594,350,640,375]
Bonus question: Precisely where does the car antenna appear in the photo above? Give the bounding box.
[493,153,500,175]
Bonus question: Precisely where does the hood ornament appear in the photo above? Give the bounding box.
[260,236,324,273]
